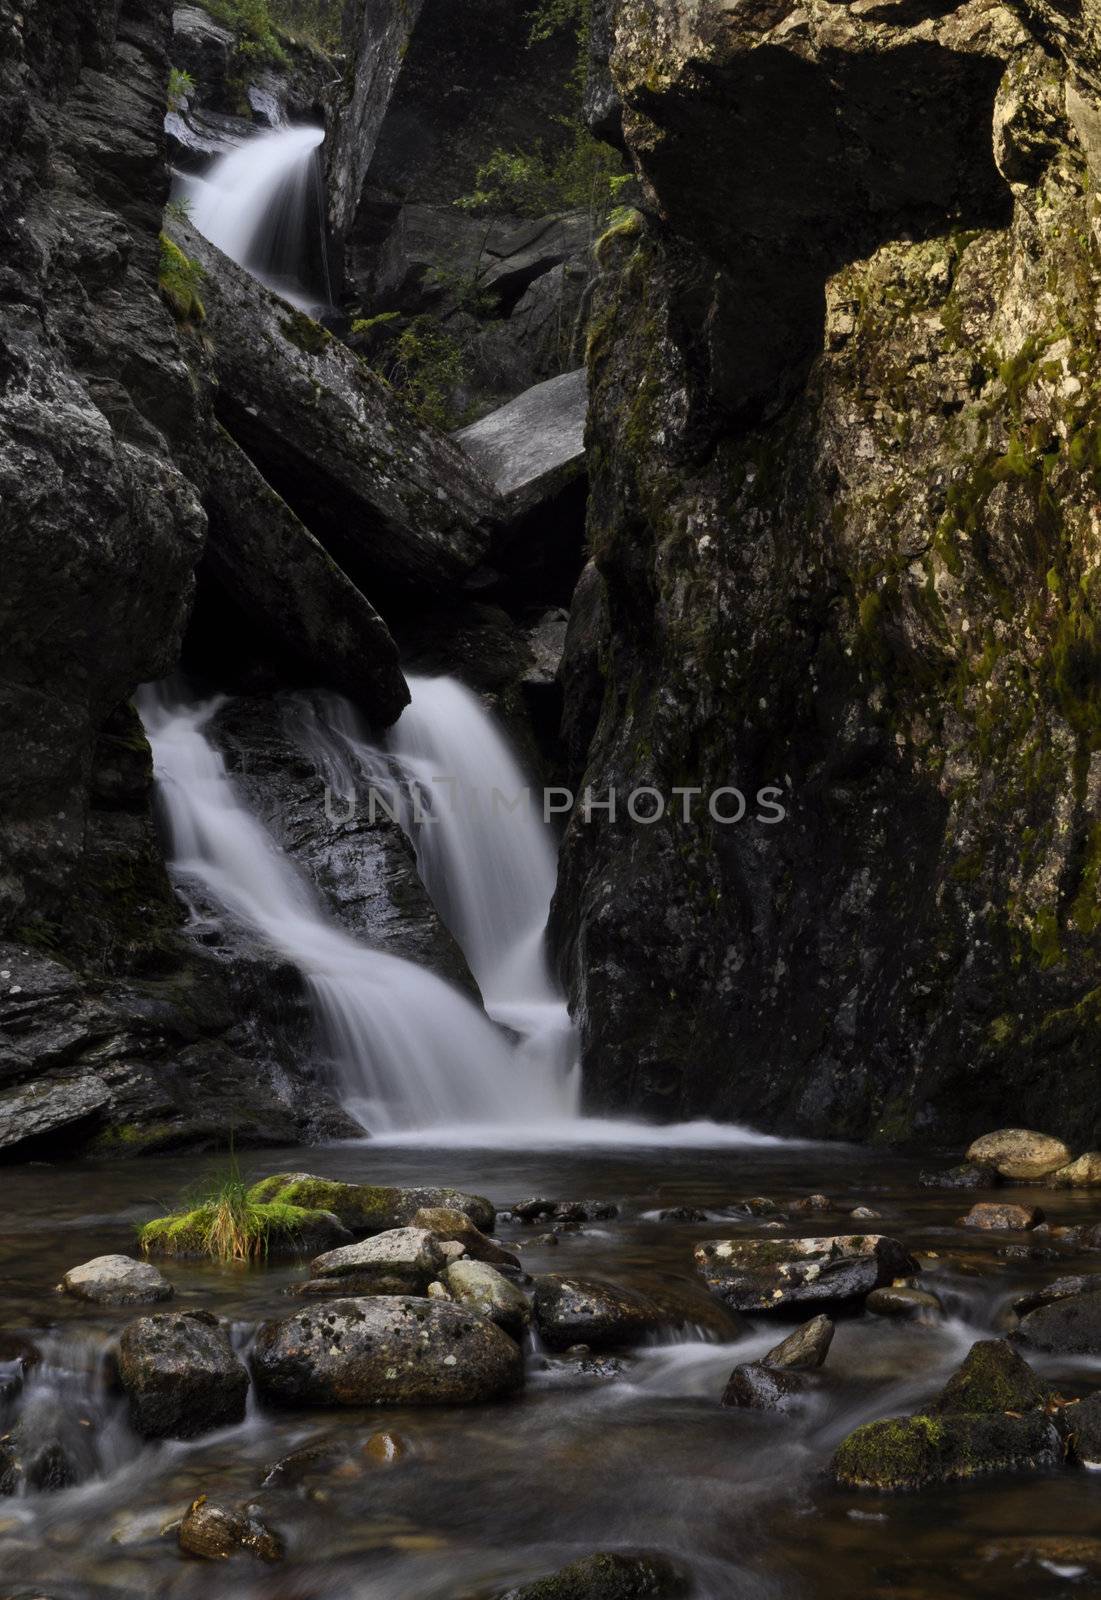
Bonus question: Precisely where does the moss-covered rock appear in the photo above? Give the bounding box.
[932,1338,1049,1415]
[498,1549,691,1599]
[246,1174,496,1235]
[833,1410,1061,1491]
[140,1201,347,1260]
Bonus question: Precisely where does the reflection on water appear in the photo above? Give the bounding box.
[0,1140,1099,1598]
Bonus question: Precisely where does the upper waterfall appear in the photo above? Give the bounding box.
[177,124,332,311]
[138,688,574,1134]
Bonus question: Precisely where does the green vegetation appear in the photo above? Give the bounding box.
[375,315,469,429]
[158,234,206,324]
[248,1173,396,1230]
[199,0,290,67]
[167,67,195,112]
[269,0,342,49]
[164,196,193,224]
[140,1161,332,1262]
[457,128,624,219]
[834,1414,945,1489]
[279,307,331,355]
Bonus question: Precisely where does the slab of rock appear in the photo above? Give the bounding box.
[442,1260,531,1337]
[117,1312,249,1439]
[178,1495,284,1562]
[175,222,498,596]
[251,1296,523,1406]
[533,1276,664,1351]
[201,427,408,726]
[59,1255,173,1307]
[959,1202,1043,1231]
[305,1228,450,1295]
[498,1550,690,1599]
[965,1129,1071,1180]
[411,1206,519,1269]
[0,1075,109,1154]
[1015,1291,1101,1354]
[1068,1392,1101,1468]
[833,1410,1061,1491]
[1013,1274,1101,1316]
[695,1235,916,1312]
[1047,1152,1101,1187]
[453,369,588,519]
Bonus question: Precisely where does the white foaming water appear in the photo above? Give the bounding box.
[138,689,571,1133]
[178,124,330,310]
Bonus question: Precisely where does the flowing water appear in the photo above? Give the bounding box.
[1,1142,1100,1599]
[176,124,332,310]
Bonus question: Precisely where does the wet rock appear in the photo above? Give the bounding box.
[1013,1274,1101,1316]
[1067,1392,1101,1467]
[201,427,408,726]
[849,1206,880,1220]
[764,1315,835,1370]
[740,1197,779,1216]
[721,1363,815,1413]
[790,1195,833,1215]
[411,1207,520,1269]
[251,1297,523,1406]
[833,1411,1061,1491]
[497,1549,691,1599]
[959,1202,1043,1231]
[1047,1152,1101,1187]
[59,1255,173,1307]
[514,1197,558,1222]
[865,1287,943,1319]
[695,1235,916,1313]
[533,1277,664,1351]
[658,1207,707,1223]
[965,1129,1071,1180]
[304,1228,451,1296]
[248,1175,496,1236]
[978,1535,1101,1576]
[0,1400,99,1493]
[178,1496,284,1562]
[262,1439,347,1488]
[931,1339,1048,1416]
[453,369,587,522]
[1015,1291,1101,1355]
[919,1163,999,1190]
[442,1260,531,1337]
[0,1077,111,1157]
[0,1335,40,1405]
[117,1312,248,1440]
[363,1430,408,1466]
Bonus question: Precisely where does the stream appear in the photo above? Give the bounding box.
[2,1142,1100,1598]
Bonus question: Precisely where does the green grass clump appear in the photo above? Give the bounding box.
[140,1164,332,1262]
[158,234,205,325]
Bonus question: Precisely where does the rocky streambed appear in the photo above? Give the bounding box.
[2,1137,1101,1599]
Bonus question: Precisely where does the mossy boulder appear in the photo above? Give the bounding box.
[931,1339,1049,1416]
[139,1201,348,1260]
[246,1174,496,1235]
[833,1411,1061,1491]
[498,1550,691,1599]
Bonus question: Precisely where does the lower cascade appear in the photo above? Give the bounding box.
[138,686,577,1134]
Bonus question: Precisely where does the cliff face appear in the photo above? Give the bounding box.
[556,0,1101,1147]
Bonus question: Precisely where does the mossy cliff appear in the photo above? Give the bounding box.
[554,0,1101,1145]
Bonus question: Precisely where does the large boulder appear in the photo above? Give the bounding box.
[1047,1152,1101,1187]
[930,1339,1049,1416]
[200,427,408,726]
[695,1236,916,1312]
[251,1296,523,1405]
[411,1206,520,1269]
[965,1130,1072,1180]
[247,1174,496,1235]
[59,1254,173,1307]
[442,1260,531,1337]
[174,221,499,597]
[303,1228,452,1295]
[453,370,588,519]
[1015,1291,1101,1354]
[833,1411,1061,1491]
[117,1312,249,1439]
[533,1277,664,1351]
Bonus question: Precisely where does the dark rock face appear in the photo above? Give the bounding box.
[533,1276,664,1350]
[695,1236,915,1312]
[117,1311,249,1439]
[250,1296,524,1406]
[1015,1290,1101,1354]
[553,0,1101,1147]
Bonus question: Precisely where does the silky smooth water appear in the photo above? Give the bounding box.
[178,124,331,309]
[1,1143,1099,1599]
[138,689,570,1133]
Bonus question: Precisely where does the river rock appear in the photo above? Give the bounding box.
[1013,1274,1101,1315]
[250,1296,523,1406]
[932,1339,1049,1415]
[1047,1152,1101,1187]
[659,1207,708,1223]
[919,1163,999,1190]
[695,1235,916,1312]
[1068,1392,1101,1467]
[0,1334,40,1405]
[497,1550,691,1599]
[721,1363,816,1412]
[305,1228,451,1295]
[514,1197,558,1221]
[764,1314,835,1369]
[959,1201,1043,1231]
[411,1207,520,1269]
[965,1130,1071,1180]
[247,1175,496,1235]
[442,1260,531,1337]
[533,1277,664,1351]
[1015,1291,1101,1355]
[866,1286,944,1319]
[178,1495,284,1562]
[117,1312,249,1439]
[59,1255,173,1307]
[833,1410,1061,1491]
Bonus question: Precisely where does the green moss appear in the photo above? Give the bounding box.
[279,309,331,355]
[834,1414,945,1490]
[140,1199,329,1260]
[158,234,205,324]
[932,1339,1047,1416]
[246,1173,398,1231]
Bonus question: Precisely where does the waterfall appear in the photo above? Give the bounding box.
[176,125,332,311]
[138,689,575,1134]
[294,677,581,1094]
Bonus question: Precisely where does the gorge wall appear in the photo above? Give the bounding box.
[555,0,1101,1148]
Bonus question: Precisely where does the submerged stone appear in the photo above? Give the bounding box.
[497,1549,691,1599]
[919,1163,998,1190]
[865,1286,943,1319]
[178,1495,284,1562]
[695,1235,915,1312]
